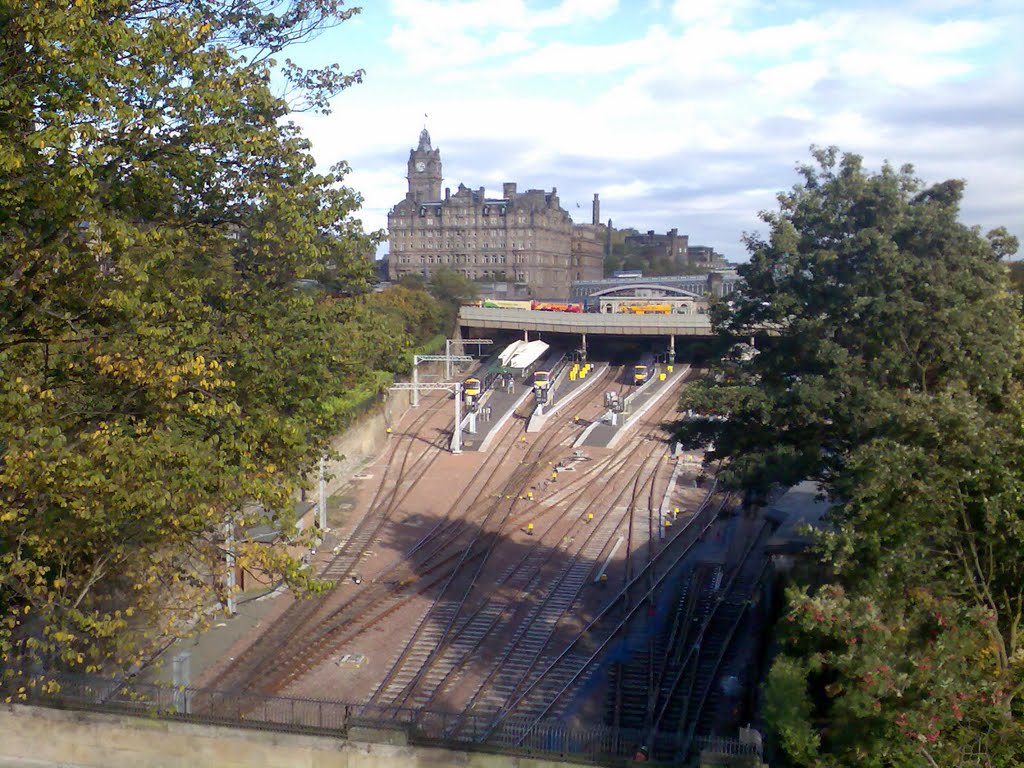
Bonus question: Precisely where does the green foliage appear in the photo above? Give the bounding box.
[679,148,1024,765]
[678,147,1020,498]
[763,656,820,765]
[426,267,478,329]
[363,285,448,347]
[768,586,1023,767]
[415,333,448,356]
[321,370,395,424]
[1007,261,1024,308]
[0,0,385,691]
[428,267,479,307]
[397,272,428,291]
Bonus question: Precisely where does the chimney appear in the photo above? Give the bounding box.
[592,193,600,225]
[445,187,451,201]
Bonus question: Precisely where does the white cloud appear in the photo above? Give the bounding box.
[495,24,671,76]
[601,180,656,200]
[670,0,755,26]
[292,0,1024,260]
[386,0,619,67]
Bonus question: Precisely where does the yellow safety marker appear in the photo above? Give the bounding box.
[665,518,672,528]
[598,573,608,585]
[527,523,534,536]
[586,513,594,523]
[527,491,534,500]
[551,471,557,481]
[667,365,674,373]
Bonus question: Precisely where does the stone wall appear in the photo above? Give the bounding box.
[315,361,449,501]
[321,389,408,501]
[0,704,585,768]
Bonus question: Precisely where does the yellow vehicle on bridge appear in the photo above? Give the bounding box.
[618,303,673,315]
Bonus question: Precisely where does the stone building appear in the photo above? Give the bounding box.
[387,130,603,299]
[623,228,728,271]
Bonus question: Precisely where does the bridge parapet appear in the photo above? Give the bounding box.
[458,307,714,337]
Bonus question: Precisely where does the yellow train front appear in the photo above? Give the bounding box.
[464,377,482,397]
[633,363,654,385]
[532,370,550,403]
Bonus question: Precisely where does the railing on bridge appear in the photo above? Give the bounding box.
[33,673,762,765]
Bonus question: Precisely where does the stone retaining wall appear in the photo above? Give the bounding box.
[0,704,583,768]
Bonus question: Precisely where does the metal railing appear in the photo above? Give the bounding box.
[33,672,763,764]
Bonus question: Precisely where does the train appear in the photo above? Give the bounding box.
[531,301,582,313]
[532,370,550,389]
[477,299,532,310]
[463,377,481,397]
[618,303,673,315]
[469,300,584,313]
[595,297,702,315]
[633,355,657,385]
[467,298,705,315]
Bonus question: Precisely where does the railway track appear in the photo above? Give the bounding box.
[198,393,455,697]
[444,373,715,739]
[263,403,583,695]
[207,365,603,701]
[484,488,729,747]
[360,366,692,727]
[363,407,592,713]
[199,360,726,751]
[643,520,771,762]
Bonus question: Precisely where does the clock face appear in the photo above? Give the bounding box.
[415,161,426,172]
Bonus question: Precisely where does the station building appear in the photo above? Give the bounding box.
[570,271,742,308]
[386,129,604,299]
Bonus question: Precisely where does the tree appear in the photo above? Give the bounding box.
[397,272,428,292]
[768,585,1023,767]
[678,147,1019,499]
[428,267,479,323]
[677,148,1023,765]
[364,285,448,348]
[0,0,380,692]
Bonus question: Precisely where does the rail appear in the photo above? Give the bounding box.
[482,482,727,740]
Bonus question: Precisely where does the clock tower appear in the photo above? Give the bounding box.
[407,128,442,201]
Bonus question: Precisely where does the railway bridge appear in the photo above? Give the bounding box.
[458,306,715,338]
[458,306,717,363]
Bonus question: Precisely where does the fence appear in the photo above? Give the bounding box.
[35,673,759,765]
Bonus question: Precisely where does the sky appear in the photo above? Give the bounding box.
[288,0,1023,262]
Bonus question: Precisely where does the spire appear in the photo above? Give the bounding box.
[418,127,432,151]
